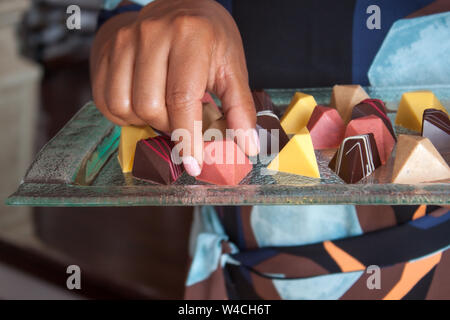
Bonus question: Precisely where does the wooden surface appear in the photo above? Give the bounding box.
[1,59,193,299]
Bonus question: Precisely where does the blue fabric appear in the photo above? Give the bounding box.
[368,12,450,86]
[352,0,434,85]
[102,0,152,10]
[250,205,362,247]
[185,206,238,286]
[409,210,450,230]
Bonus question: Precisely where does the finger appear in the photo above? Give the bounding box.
[214,59,259,156]
[105,26,145,125]
[132,21,170,132]
[166,37,212,176]
[91,49,129,126]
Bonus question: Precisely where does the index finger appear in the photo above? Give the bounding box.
[166,40,211,176]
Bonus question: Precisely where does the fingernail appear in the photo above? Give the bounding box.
[182,156,202,177]
[250,128,260,155]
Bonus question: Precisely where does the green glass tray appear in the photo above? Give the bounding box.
[6,86,450,206]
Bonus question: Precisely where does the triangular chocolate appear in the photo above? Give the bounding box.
[422,109,450,154]
[118,125,157,173]
[392,135,450,184]
[196,140,253,185]
[268,128,320,178]
[132,136,184,184]
[257,112,289,156]
[202,102,223,133]
[351,99,396,141]
[205,117,227,139]
[280,92,317,134]
[252,90,275,112]
[329,85,370,123]
[307,105,345,150]
[395,91,447,132]
[345,115,396,165]
[329,133,381,184]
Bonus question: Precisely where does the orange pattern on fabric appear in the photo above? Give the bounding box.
[323,241,365,272]
[383,251,442,300]
[412,205,427,220]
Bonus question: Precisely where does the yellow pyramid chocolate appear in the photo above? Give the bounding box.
[118,125,157,173]
[395,91,447,132]
[268,128,320,178]
[392,135,450,184]
[280,92,317,134]
[330,84,369,123]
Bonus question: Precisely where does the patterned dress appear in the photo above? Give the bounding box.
[185,205,450,299]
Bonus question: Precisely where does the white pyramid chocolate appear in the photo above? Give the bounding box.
[330,85,370,123]
[392,135,450,184]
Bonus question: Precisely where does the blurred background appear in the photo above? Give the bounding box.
[0,0,192,299]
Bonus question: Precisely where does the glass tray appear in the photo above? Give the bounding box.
[6,86,450,206]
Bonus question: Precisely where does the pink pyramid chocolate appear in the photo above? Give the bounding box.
[196,140,253,185]
[306,105,345,149]
[345,115,396,165]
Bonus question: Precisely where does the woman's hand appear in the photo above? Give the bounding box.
[90,0,258,176]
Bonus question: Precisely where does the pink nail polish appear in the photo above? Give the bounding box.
[182,156,202,177]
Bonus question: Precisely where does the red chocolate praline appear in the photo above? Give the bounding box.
[132,136,184,185]
[307,105,345,150]
[196,140,253,185]
[345,115,396,165]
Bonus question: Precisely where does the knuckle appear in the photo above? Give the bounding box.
[107,99,132,118]
[113,26,133,48]
[137,19,158,39]
[133,103,159,123]
[172,13,211,36]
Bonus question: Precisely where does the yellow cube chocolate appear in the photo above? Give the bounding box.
[118,125,157,173]
[267,128,320,178]
[395,91,447,132]
[280,92,317,134]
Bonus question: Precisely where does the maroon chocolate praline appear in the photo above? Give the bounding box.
[252,90,289,155]
[329,133,381,184]
[132,136,184,184]
[422,108,450,155]
[257,112,289,156]
[351,99,396,141]
[252,90,275,112]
